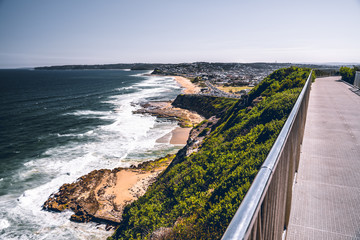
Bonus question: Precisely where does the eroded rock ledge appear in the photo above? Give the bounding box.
[133,101,204,127]
[42,155,174,226]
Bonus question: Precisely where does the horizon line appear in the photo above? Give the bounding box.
[2,61,360,70]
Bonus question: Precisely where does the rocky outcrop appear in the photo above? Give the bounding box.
[133,101,204,127]
[43,156,174,226]
[43,168,126,225]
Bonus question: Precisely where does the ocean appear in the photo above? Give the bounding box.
[0,69,182,239]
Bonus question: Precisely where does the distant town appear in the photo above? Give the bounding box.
[150,62,341,97]
[35,62,342,97]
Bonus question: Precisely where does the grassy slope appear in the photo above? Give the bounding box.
[217,86,253,93]
[110,67,312,240]
[172,95,238,119]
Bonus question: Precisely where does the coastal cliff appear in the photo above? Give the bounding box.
[110,67,313,239]
[42,67,313,239]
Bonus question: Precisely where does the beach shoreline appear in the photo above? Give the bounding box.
[171,76,201,94]
[42,73,202,228]
[167,75,200,144]
[149,74,200,94]
[170,127,192,145]
[137,74,203,144]
[155,127,191,145]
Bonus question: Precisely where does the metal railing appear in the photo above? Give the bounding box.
[354,71,360,89]
[222,71,313,240]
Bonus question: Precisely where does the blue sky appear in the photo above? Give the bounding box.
[0,0,359,68]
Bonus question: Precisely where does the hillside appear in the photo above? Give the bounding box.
[110,67,313,239]
[172,95,238,119]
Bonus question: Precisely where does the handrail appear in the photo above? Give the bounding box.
[354,71,360,89]
[222,71,313,240]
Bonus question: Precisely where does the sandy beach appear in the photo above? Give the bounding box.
[157,127,192,145]
[169,76,200,144]
[172,76,201,94]
[170,127,192,144]
[137,75,203,145]
[91,168,163,222]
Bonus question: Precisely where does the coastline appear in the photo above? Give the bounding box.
[42,73,203,228]
[136,74,204,144]
[149,75,202,144]
[171,76,201,94]
[155,127,191,145]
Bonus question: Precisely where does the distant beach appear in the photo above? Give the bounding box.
[169,76,202,145]
[172,76,201,94]
[137,75,204,145]
[158,75,202,145]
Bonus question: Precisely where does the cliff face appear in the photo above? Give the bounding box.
[172,94,238,118]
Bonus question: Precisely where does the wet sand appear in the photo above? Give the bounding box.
[156,127,192,145]
[170,127,192,145]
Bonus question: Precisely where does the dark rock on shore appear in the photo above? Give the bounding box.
[133,101,204,127]
[43,169,119,224]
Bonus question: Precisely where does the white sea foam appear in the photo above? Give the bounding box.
[115,86,135,91]
[0,219,10,230]
[56,133,85,138]
[130,70,152,77]
[0,73,182,239]
[65,110,112,117]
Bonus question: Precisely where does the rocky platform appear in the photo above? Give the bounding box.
[133,101,204,127]
[42,156,174,227]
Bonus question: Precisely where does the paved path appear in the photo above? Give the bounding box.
[287,77,360,240]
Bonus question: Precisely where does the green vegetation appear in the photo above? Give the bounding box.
[194,120,208,129]
[198,127,210,137]
[339,66,360,84]
[135,154,176,172]
[191,76,202,83]
[314,68,339,77]
[218,86,254,94]
[172,95,238,118]
[110,67,312,240]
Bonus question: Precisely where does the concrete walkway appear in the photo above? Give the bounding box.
[287,77,360,240]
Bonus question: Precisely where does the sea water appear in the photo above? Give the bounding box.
[0,69,182,239]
